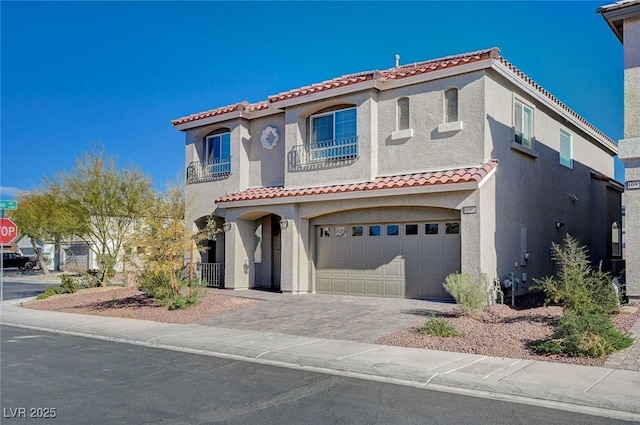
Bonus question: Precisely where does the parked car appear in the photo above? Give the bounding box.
[2,252,34,270]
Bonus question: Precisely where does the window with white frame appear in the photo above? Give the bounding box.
[397,97,409,130]
[204,131,231,175]
[310,107,357,160]
[559,129,573,168]
[445,88,458,123]
[514,100,533,148]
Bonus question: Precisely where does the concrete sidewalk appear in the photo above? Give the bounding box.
[1,302,639,422]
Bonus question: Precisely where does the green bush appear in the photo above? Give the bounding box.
[417,315,464,337]
[534,312,633,357]
[443,272,489,319]
[532,234,618,315]
[138,269,205,310]
[36,286,66,300]
[59,275,79,294]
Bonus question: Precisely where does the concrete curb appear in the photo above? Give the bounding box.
[2,304,640,422]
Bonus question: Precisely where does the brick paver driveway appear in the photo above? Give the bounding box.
[199,290,454,343]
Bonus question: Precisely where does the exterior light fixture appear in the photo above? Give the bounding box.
[279,218,289,230]
[555,222,565,229]
[222,222,232,232]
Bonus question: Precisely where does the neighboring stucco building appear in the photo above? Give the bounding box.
[173,48,622,299]
[599,0,640,302]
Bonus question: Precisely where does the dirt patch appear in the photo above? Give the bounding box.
[374,302,640,367]
[23,287,260,324]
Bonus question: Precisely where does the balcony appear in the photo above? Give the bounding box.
[290,137,358,170]
[186,158,231,184]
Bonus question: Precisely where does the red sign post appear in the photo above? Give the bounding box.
[0,218,18,244]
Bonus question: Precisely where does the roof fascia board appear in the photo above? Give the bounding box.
[269,61,492,110]
[269,80,379,109]
[491,61,618,156]
[173,107,283,131]
[378,60,492,91]
[217,181,479,209]
[600,3,640,41]
[477,165,497,189]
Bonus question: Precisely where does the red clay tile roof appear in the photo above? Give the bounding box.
[216,160,498,204]
[496,58,617,151]
[171,48,616,150]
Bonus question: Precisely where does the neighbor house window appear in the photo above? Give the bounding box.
[514,100,533,148]
[612,222,621,256]
[204,131,231,175]
[397,97,410,130]
[445,88,458,123]
[559,129,573,168]
[310,107,357,160]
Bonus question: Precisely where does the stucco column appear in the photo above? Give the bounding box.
[223,219,253,290]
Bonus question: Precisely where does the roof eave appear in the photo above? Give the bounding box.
[491,61,618,156]
[598,1,640,42]
[216,181,483,209]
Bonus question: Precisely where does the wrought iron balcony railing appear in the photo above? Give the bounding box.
[291,137,358,168]
[186,157,231,183]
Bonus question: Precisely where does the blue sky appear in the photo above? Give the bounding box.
[0,1,624,198]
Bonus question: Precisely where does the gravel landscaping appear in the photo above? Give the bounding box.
[22,286,639,367]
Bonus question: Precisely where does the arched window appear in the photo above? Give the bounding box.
[445,88,458,123]
[397,97,409,130]
[612,222,621,256]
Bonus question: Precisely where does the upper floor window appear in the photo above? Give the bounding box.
[204,130,231,175]
[559,129,573,168]
[445,88,458,123]
[397,97,410,130]
[514,100,533,149]
[310,107,357,161]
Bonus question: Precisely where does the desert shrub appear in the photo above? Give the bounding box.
[36,286,66,300]
[59,275,79,294]
[532,234,618,315]
[417,315,464,337]
[443,272,490,319]
[533,312,633,357]
[138,269,205,310]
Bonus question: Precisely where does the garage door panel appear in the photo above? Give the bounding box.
[316,220,460,299]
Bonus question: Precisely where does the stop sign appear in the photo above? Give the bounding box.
[0,218,18,244]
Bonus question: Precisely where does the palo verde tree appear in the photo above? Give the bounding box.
[9,191,78,275]
[48,148,153,287]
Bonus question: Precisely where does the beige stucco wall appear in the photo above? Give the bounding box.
[283,90,378,188]
[484,70,619,293]
[622,15,640,299]
[376,72,486,175]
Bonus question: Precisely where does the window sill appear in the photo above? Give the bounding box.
[437,121,463,134]
[391,128,414,141]
[510,141,539,158]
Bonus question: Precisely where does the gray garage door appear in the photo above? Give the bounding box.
[315,221,461,299]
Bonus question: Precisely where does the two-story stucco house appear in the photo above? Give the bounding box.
[599,0,640,302]
[172,48,622,299]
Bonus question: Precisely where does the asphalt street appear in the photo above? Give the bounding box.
[0,279,57,300]
[1,326,631,425]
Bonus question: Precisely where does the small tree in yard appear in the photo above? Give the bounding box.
[48,148,154,287]
[129,185,213,309]
[443,272,490,319]
[10,191,77,275]
[532,234,632,357]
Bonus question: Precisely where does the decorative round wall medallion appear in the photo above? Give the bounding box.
[260,126,279,150]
